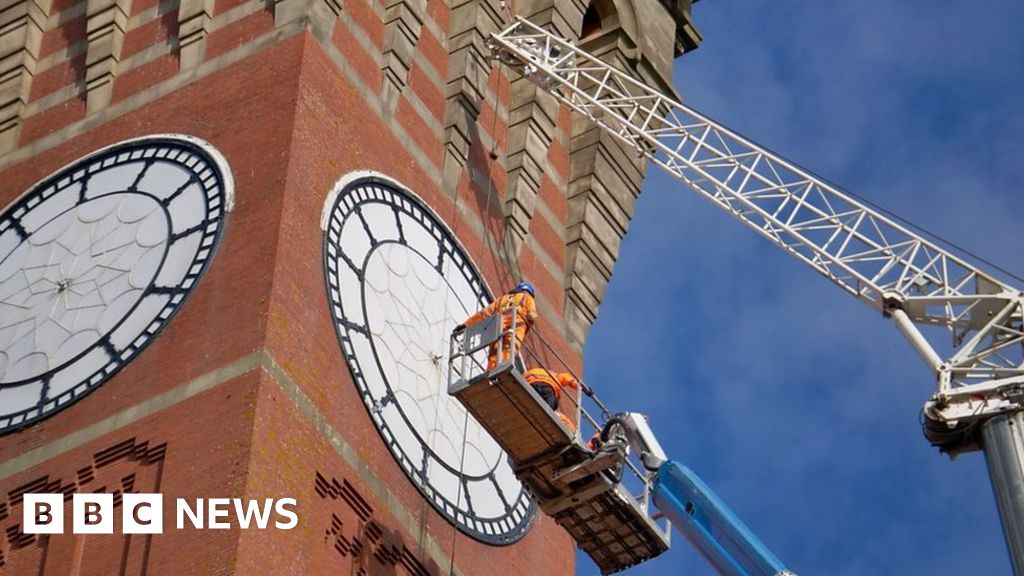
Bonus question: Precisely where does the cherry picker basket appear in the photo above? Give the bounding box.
[448,309,671,574]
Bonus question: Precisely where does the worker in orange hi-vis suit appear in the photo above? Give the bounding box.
[524,368,580,432]
[455,282,538,370]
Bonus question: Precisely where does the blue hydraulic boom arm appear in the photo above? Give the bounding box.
[652,461,794,576]
[448,320,793,575]
[615,413,794,575]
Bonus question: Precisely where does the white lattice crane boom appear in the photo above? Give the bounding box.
[487,17,1024,438]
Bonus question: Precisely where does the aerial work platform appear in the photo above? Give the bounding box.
[449,363,570,465]
[448,315,671,574]
[440,18,809,575]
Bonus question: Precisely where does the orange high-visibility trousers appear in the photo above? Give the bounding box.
[486,325,527,370]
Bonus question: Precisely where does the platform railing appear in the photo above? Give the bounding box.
[448,309,663,520]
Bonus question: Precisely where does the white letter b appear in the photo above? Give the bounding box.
[23,494,63,534]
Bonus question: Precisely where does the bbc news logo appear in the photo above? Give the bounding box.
[23,494,298,534]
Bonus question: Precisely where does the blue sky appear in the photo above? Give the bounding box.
[579,1,1024,575]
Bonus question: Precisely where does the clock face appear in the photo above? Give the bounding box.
[323,175,535,544]
[0,135,232,434]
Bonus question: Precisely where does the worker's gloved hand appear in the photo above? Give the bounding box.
[452,323,466,334]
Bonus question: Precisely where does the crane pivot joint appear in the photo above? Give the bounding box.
[881,291,905,317]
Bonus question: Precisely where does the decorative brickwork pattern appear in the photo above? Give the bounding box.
[0,437,166,574]
[315,471,437,576]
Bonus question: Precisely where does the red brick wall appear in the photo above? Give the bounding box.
[0,2,582,573]
[0,372,261,575]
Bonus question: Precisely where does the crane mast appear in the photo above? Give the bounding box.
[487,16,1024,573]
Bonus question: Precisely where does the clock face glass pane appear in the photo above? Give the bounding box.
[323,177,535,544]
[0,136,231,434]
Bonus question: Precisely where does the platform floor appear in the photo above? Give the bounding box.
[449,366,670,574]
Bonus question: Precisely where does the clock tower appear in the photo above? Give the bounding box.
[0,0,701,574]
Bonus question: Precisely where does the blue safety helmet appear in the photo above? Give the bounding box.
[512,281,535,296]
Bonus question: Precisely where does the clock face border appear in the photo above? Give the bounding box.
[0,134,233,434]
[321,172,536,545]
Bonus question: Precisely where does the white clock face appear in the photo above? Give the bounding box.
[323,175,535,544]
[0,135,232,434]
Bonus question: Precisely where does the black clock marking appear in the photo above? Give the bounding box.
[323,175,535,545]
[0,135,232,434]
